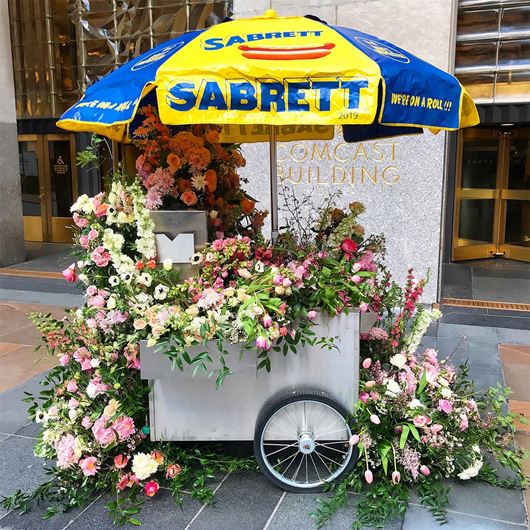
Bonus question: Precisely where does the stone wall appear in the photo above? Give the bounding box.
[0,0,24,266]
[232,0,457,302]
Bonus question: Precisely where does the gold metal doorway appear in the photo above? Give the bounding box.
[18,134,78,243]
[453,127,530,262]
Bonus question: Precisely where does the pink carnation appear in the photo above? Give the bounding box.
[112,416,136,441]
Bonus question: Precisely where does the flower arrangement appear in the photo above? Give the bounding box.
[133,105,267,237]
[3,161,526,528]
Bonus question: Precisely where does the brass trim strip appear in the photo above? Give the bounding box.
[0,268,62,279]
[442,297,530,312]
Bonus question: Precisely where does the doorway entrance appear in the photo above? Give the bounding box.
[18,134,78,243]
[452,127,530,262]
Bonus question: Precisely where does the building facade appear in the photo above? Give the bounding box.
[1,0,529,301]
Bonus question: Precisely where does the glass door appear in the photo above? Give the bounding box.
[18,135,47,241]
[18,134,77,243]
[453,127,530,262]
[452,128,501,260]
[499,128,530,261]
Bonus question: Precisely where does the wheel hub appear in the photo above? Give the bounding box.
[298,432,315,454]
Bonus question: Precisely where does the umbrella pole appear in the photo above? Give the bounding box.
[269,125,279,241]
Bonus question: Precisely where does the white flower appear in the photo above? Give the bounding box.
[78,274,89,285]
[190,253,204,265]
[163,258,173,271]
[109,276,119,286]
[90,359,100,368]
[439,377,449,387]
[441,388,452,399]
[238,268,252,279]
[191,172,207,191]
[132,452,159,480]
[107,296,117,310]
[389,353,407,369]
[384,378,401,397]
[120,272,133,284]
[138,273,152,287]
[35,410,45,423]
[68,409,78,421]
[75,308,83,319]
[209,210,218,219]
[154,284,169,301]
[255,261,265,273]
[457,458,483,480]
[409,399,424,409]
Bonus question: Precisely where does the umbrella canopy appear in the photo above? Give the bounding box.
[57,10,479,143]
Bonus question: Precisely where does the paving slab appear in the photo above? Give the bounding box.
[439,313,530,330]
[188,471,283,530]
[403,505,526,529]
[67,490,203,530]
[0,373,45,434]
[437,323,500,343]
[14,422,41,439]
[473,277,530,305]
[435,338,502,375]
[0,436,49,510]
[265,492,402,530]
[496,328,530,346]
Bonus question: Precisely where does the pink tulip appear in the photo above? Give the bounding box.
[348,434,359,446]
[362,358,372,369]
[364,469,374,484]
[370,414,381,425]
[392,470,401,484]
[62,263,77,283]
[420,465,430,476]
[365,380,376,388]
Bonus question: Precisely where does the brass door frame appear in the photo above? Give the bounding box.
[453,127,530,262]
[452,128,504,260]
[17,133,78,243]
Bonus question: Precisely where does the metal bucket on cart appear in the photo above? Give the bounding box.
[140,311,363,492]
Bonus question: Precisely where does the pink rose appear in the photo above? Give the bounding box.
[88,228,98,240]
[79,235,89,249]
[62,263,77,283]
[413,415,431,428]
[79,456,99,476]
[438,399,453,414]
[144,480,160,497]
[307,310,317,320]
[73,212,88,228]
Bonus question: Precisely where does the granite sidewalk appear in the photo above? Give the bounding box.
[0,314,529,529]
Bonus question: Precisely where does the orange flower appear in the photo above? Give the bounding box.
[181,190,198,207]
[204,192,215,208]
[204,169,217,192]
[177,178,192,194]
[215,197,225,209]
[167,153,181,173]
[150,450,164,465]
[205,128,220,144]
[241,198,255,215]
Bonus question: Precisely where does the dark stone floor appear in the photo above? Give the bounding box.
[0,322,528,530]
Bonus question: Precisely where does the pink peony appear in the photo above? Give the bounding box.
[438,399,453,414]
[112,416,136,441]
[55,434,80,468]
[90,246,111,267]
[62,263,77,283]
[79,456,99,476]
[66,380,78,393]
[73,212,88,228]
[81,416,93,429]
[91,416,116,446]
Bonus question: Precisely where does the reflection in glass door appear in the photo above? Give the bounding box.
[18,134,77,243]
[453,127,530,262]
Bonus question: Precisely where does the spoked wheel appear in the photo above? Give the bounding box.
[254,390,358,493]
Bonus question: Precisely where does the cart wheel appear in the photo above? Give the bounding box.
[254,389,358,493]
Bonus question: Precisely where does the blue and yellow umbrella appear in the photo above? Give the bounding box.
[58,10,479,234]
